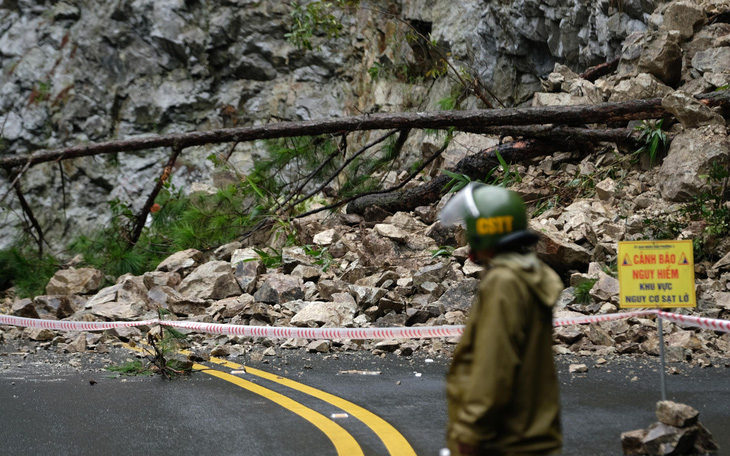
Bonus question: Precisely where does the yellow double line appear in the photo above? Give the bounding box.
[124,344,415,455]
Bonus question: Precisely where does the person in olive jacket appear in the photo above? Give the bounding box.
[439,184,564,456]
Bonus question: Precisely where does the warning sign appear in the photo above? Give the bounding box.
[618,240,696,308]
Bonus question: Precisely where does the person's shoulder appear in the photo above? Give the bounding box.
[480,263,522,289]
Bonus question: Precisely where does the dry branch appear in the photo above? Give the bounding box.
[13,180,45,256]
[130,145,183,245]
[580,57,620,82]
[346,139,572,215]
[2,96,717,171]
[2,92,728,172]
[459,125,643,146]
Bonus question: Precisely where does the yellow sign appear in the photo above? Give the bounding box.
[618,240,695,308]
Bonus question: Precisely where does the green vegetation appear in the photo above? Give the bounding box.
[285,0,359,51]
[443,150,521,193]
[28,80,52,105]
[634,119,668,165]
[303,244,334,271]
[66,181,260,279]
[642,161,730,261]
[107,312,192,379]
[105,359,154,376]
[430,245,455,259]
[2,134,391,296]
[574,279,597,305]
[0,245,58,297]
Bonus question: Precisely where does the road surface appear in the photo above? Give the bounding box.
[0,346,728,455]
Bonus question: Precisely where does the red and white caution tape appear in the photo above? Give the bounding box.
[0,314,158,332]
[657,310,730,333]
[161,319,465,339]
[553,309,655,327]
[1,309,729,338]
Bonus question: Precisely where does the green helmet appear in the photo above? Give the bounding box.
[439,183,537,252]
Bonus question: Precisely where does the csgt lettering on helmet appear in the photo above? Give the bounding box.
[475,216,514,235]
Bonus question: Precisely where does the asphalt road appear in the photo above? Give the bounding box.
[0,348,728,456]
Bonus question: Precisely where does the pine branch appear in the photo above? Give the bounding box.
[283,129,398,212]
[3,94,712,170]
[13,180,46,257]
[130,145,183,246]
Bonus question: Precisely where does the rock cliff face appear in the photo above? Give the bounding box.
[0,0,676,249]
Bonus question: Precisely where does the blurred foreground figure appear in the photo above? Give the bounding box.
[440,184,564,456]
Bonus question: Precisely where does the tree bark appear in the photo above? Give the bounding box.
[580,57,620,82]
[9,94,730,170]
[346,139,573,215]
[4,92,729,171]
[460,125,642,147]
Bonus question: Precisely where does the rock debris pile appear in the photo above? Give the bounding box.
[1,0,730,367]
[621,400,719,455]
[1,191,730,365]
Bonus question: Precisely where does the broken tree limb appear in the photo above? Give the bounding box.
[130,145,183,246]
[580,57,620,82]
[459,125,645,147]
[346,139,572,215]
[0,94,712,170]
[294,130,451,220]
[280,130,398,214]
[13,179,46,256]
[1,91,726,171]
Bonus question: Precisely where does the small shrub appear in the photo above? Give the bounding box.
[430,245,455,259]
[0,245,58,298]
[105,360,154,376]
[634,119,668,165]
[574,279,597,305]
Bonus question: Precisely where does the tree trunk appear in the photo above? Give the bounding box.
[346,139,572,215]
[4,95,721,170]
[3,92,728,171]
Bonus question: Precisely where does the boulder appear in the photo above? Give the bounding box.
[213,241,242,261]
[11,299,39,319]
[657,126,730,201]
[234,259,265,294]
[45,267,104,295]
[290,264,321,283]
[33,295,77,319]
[656,401,699,428]
[179,261,242,300]
[413,262,449,287]
[589,272,620,302]
[692,46,730,75]
[281,246,313,274]
[85,276,152,320]
[609,73,673,102]
[142,271,182,290]
[312,228,340,246]
[621,428,647,455]
[374,223,408,243]
[254,274,304,304]
[148,286,208,317]
[230,248,260,267]
[533,224,592,273]
[289,298,357,327]
[349,285,387,308]
[156,249,203,277]
[662,91,725,128]
[637,31,682,86]
[660,1,706,42]
[26,328,55,341]
[435,278,479,312]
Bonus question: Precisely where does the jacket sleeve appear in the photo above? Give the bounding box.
[449,268,527,447]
